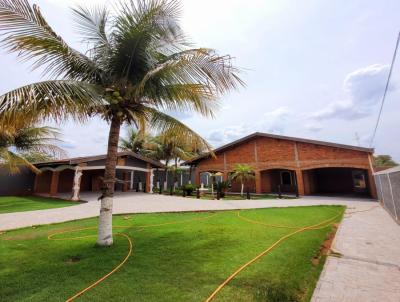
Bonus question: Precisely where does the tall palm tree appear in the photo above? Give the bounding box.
[119,128,149,154]
[0,0,243,246]
[231,164,255,196]
[0,118,64,174]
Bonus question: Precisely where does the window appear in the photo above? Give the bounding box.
[352,170,366,189]
[280,171,292,185]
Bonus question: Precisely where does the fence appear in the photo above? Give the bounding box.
[374,166,400,224]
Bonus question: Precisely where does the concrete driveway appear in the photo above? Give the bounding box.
[0,192,375,231]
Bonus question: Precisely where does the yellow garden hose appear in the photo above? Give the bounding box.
[2,212,217,302]
[0,208,344,302]
[64,233,133,302]
[203,209,343,302]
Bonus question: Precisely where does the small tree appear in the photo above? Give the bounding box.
[0,118,64,174]
[373,155,398,168]
[119,128,150,155]
[231,164,255,196]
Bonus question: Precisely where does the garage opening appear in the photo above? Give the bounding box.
[303,167,370,197]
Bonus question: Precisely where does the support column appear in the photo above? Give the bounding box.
[295,169,305,196]
[50,171,60,197]
[149,169,154,193]
[71,168,83,201]
[145,164,152,193]
[255,170,262,194]
[367,154,378,199]
[223,171,229,182]
[130,171,134,190]
[188,166,193,184]
[123,172,129,192]
[194,169,200,186]
[367,169,378,199]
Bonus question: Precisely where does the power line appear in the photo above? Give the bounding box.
[370,32,400,147]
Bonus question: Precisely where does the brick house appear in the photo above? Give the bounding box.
[33,151,164,200]
[185,132,377,198]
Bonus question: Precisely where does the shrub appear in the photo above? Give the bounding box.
[182,184,195,196]
[216,181,229,198]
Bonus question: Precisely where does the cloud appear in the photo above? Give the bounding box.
[344,64,393,105]
[261,106,290,133]
[207,106,292,146]
[310,64,392,121]
[305,122,323,132]
[310,100,370,120]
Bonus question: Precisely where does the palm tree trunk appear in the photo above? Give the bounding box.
[97,117,121,246]
[241,183,244,196]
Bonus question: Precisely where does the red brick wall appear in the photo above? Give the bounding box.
[58,170,74,193]
[256,137,295,163]
[35,171,52,193]
[194,135,376,198]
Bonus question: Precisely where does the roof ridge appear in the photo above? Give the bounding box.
[184,132,374,165]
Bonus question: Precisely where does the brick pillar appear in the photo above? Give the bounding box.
[367,154,378,199]
[194,168,200,186]
[146,164,151,192]
[295,169,305,196]
[123,172,129,192]
[49,171,60,197]
[223,171,229,182]
[255,170,262,194]
[367,169,377,199]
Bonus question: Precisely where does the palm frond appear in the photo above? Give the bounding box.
[138,48,244,94]
[71,5,112,71]
[0,80,103,122]
[0,149,40,174]
[144,107,213,154]
[109,0,187,81]
[0,0,101,80]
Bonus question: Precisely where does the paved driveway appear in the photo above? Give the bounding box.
[0,192,375,231]
[1,193,399,302]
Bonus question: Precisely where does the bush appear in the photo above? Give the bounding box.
[216,181,229,198]
[182,184,195,196]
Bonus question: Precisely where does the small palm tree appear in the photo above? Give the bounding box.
[0,118,64,174]
[0,0,243,246]
[231,164,255,196]
[119,128,149,154]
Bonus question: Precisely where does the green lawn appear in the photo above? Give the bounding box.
[0,196,80,214]
[0,206,344,302]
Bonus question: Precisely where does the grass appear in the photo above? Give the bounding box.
[0,196,80,214]
[0,206,344,302]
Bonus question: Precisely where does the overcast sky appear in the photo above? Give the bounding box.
[1,0,400,160]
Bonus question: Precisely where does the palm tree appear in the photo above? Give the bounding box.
[119,128,149,154]
[231,164,255,196]
[0,118,64,174]
[0,0,243,246]
[145,132,201,190]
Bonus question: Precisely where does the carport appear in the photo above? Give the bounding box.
[302,167,371,197]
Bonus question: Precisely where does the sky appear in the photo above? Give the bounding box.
[1,0,400,161]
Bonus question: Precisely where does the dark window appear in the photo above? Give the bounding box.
[281,171,292,185]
